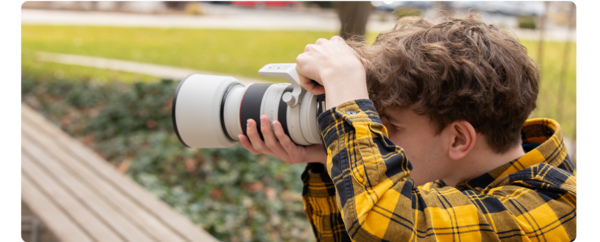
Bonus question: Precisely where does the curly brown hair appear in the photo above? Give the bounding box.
[348,14,539,153]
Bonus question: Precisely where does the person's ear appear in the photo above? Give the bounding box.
[447,121,477,160]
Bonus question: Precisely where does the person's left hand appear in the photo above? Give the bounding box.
[238,115,327,165]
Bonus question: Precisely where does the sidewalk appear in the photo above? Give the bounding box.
[21,7,575,41]
[35,51,268,85]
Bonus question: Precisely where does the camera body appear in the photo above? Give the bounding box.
[172,63,325,148]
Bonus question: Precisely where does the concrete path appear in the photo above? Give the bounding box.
[35,51,268,85]
[21,8,345,31]
[21,6,575,41]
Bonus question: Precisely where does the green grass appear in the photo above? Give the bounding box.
[22,50,160,83]
[21,25,337,82]
[520,40,576,139]
[21,25,576,139]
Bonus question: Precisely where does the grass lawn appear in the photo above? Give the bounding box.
[21,25,576,139]
[22,51,160,83]
[22,25,338,82]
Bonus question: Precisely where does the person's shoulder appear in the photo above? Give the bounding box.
[484,162,576,218]
[508,162,576,194]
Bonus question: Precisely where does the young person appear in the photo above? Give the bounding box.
[239,14,576,241]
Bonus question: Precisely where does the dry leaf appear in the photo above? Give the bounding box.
[81,133,95,146]
[146,119,157,129]
[248,182,264,194]
[185,157,196,173]
[210,188,223,199]
[265,187,276,200]
[117,159,131,173]
[61,115,72,126]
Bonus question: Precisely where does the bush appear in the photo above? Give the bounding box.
[394,7,422,19]
[21,73,315,242]
[518,16,537,29]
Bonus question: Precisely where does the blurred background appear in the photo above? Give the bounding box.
[21,1,576,241]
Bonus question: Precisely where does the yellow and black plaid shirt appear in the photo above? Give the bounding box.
[302,99,576,242]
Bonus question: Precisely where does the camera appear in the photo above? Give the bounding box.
[172,63,325,148]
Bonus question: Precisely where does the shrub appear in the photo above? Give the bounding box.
[518,16,537,29]
[394,7,422,19]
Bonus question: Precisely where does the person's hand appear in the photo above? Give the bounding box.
[296,36,369,109]
[238,115,327,165]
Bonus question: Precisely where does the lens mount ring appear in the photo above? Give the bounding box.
[220,83,243,141]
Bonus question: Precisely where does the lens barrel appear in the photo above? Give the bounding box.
[172,64,323,148]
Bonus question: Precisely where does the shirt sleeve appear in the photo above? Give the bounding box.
[301,162,351,242]
[314,99,576,241]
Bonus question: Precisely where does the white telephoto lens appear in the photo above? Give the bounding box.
[173,74,241,148]
[172,63,326,149]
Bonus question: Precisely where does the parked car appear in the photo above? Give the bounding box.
[371,1,433,12]
[231,1,295,8]
[206,1,231,5]
[451,1,545,16]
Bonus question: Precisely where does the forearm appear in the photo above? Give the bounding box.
[321,69,369,110]
[319,99,413,240]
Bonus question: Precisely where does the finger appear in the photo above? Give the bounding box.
[259,115,290,161]
[238,134,261,155]
[315,38,328,45]
[296,65,325,95]
[272,120,304,164]
[307,83,325,95]
[304,43,316,53]
[330,35,345,42]
[246,119,270,153]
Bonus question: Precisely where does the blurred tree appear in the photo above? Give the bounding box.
[305,1,334,9]
[164,1,188,10]
[114,1,125,11]
[335,1,372,41]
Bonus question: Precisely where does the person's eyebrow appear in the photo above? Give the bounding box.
[381,112,403,126]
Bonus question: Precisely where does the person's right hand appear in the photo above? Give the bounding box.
[296,36,369,110]
[238,115,327,165]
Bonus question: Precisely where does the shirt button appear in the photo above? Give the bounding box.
[346,110,357,115]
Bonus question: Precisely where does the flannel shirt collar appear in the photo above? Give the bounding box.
[449,118,573,191]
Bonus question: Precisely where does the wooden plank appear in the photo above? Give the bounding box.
[21,103,218,242]
[21,119,187,242]
[21,171,95,242]
[22,153,123,242]
[22,136,157,242]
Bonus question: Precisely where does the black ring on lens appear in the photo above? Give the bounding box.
[277,86,293,138]
[240,84,271,141]
[172,75,192,148]
[220,83,242,142]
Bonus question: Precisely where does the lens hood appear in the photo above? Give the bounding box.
[172,74,240,148]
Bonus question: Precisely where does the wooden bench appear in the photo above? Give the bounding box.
[21,103,218,242]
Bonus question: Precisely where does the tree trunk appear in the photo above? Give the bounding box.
[336,2,372,41]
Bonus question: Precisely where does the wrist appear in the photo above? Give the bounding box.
[317,61,368,110]
[323,77,369,110]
